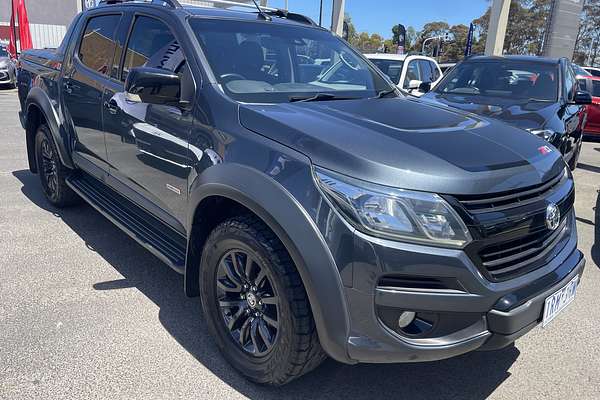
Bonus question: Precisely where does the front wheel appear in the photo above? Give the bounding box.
[200,215,326,385]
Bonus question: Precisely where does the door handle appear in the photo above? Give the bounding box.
[104,99,119,115]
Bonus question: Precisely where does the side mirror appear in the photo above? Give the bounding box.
[573,90,592,105]
[125,67,181,106]
[418,81,432,93]
[408,79,422,90]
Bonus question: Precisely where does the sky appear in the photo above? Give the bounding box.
[267,0,490,39]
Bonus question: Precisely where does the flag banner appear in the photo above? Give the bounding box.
[464,22,474,57]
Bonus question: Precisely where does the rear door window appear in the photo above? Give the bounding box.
[78,14,121,76]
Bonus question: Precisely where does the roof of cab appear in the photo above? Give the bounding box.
[181,4,320,28]
[99,1,321,28]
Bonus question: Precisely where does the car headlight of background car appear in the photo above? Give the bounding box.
[527,128,556,142]
[315,168,472,248]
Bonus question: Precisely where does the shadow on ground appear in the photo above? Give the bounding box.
[13,169,519,400]
[577,163,600,174]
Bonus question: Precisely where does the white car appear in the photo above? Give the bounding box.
[364,53,443,96]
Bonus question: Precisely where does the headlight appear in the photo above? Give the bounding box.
[315,168,472,248]
[527,128,555,142]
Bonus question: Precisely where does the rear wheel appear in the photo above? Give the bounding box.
[34,124,79,207]
[200,215,326,385]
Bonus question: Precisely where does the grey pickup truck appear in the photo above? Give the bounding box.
[17,0,584,386]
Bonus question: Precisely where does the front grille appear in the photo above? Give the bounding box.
[457,170,565,214]
[453,169,574,282]
[478,216,569,280]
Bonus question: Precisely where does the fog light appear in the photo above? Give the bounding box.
[397,311,416,328]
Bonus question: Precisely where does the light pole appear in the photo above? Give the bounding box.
[422,37,437,55]
[319,0,323,26]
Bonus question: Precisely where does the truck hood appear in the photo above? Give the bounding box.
[239,97,565,195]
[421,92,558,131]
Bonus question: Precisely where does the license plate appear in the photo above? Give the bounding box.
[542,276,579,328]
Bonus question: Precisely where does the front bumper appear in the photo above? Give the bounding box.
[342,211,584,363]
[0,69,13,83]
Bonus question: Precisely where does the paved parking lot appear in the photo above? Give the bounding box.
[0,87,599,400]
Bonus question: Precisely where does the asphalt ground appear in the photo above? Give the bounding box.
[1,87,599,399]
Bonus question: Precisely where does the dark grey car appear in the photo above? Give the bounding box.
[17,0,585,386]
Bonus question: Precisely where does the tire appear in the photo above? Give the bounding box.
[200,215,326,385]
[34,124,79,207]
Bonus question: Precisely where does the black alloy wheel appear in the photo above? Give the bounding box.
[200,215,326,385]
[216,249,280,356]
[39,136,59,201]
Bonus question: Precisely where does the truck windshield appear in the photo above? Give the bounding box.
[189,19,394,103]
[436,61,559,101]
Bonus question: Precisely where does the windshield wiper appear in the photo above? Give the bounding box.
[289,93,357,103]
[374,87,398,99]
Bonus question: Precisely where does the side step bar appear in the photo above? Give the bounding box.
[67,173,187,274]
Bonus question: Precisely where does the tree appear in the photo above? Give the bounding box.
[414,21,450,56]
[383,39,397,54]
[343,13,358,44]
[470,0,553,56]
[344,13,384,53]
[354,32,385,53]
[441,24,469,62]
[471,7,490,55]
[406,26,417,52]
[574,0,600,65]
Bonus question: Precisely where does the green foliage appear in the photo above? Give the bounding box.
[574,0,600,66]
[343,13,358,44]
[414,21,450,56]
[345,13,384,53]
[470,0,553,57]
